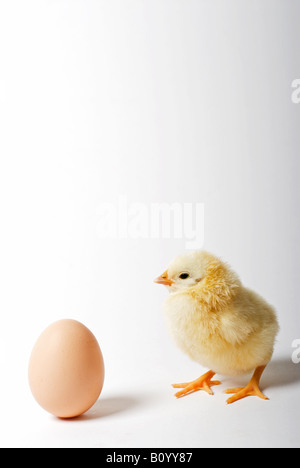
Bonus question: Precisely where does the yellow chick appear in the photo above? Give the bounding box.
[154,251,279,404]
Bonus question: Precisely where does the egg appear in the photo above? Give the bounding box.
[28,319,105,418]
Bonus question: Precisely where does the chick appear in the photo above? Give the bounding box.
[154,251,279,404]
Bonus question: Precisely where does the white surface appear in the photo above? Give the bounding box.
[0,0,299,448]
[2,348,300,448]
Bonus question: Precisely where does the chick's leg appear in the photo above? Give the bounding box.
[172,370,221,398]
[225,365,268,404]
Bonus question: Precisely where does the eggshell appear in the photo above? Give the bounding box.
[28,319,105,418]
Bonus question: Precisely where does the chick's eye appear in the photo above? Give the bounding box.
[179,273,189,280]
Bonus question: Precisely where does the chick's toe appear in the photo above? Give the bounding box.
[225,365,269,404]
[172,370,221,398]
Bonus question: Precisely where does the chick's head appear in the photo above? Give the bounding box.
[154,250,217,293]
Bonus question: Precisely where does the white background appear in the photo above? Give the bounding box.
[0,0,299,448]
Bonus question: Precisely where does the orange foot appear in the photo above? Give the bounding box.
[225,365,269,404]
[172,370,221,398]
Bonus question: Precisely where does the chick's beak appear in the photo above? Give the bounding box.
[154,271,174,286]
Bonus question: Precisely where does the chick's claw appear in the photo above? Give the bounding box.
[225,385,268,404]
[225,365,269,404]
[172,370,221,398]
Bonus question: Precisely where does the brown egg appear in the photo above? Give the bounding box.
[28,319,105,418]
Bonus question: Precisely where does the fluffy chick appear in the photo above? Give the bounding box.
[155,251,279,404]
